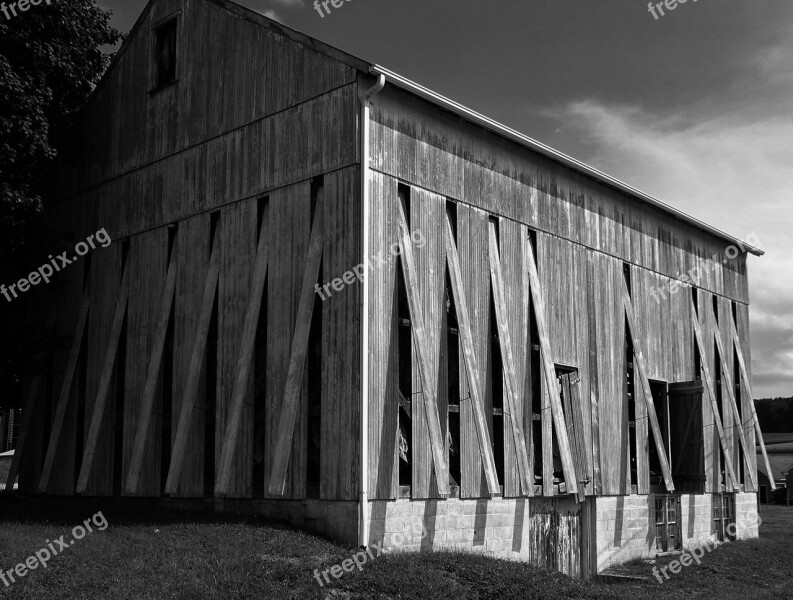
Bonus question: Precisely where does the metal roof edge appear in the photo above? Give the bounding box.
[370,64,764,257]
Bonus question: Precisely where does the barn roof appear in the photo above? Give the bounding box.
[758,453,793,481]
[103,0,763,257]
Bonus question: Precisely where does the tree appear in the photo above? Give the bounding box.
[0,1,122,405]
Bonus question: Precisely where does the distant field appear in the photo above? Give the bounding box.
[765,445,793,455]
[760,432,793,457]
[0,499,792,599]
[763,433,793,445]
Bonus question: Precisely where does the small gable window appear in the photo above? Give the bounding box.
[154,18,178,89]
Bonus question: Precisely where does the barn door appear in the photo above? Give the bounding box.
[668,381,705,493]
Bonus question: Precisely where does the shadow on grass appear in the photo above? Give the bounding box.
[0,494,317,535]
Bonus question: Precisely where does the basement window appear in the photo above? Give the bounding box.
[654,494,682,553]
[713,493,736,541]
[153,18,178,90]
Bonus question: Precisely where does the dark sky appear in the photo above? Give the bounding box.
[100,0,793,398]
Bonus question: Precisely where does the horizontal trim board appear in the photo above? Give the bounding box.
[371,168,750,306]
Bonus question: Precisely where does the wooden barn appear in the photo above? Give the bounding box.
[7,0,772,578]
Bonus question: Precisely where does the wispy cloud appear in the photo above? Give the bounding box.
[261,9,281,22]
[243,0,304,22]
[543,32,793,398]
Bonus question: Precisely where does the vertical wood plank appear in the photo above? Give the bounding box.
[501,219,531,497]
[488,222,531,494]
[217,199,257,498]
[165,238,220,495]
[38,297,90,493]
[526,234,578,495]
[122,229,167,497]
[321,168,361,500]
[454,205,496,498]
[446,210,499,497]
[690,296,739,491]
[265,183,311,499]
[585,251,601,496]
[77,258,131,494]
[410,188,447,498]
[623,280,675,492]
[593,254,626,495]
[708,302,757,489]
[215,203,269,496]
[267,200,324,496]
[171,213,210,497]
[395,195,450,497]
[367,172,399,499]
[125,235,179,494]
[82,239,123,496]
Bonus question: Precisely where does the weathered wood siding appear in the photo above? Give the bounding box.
[368,84,749,303]
[27,0,362,501]
[366,80,753,499]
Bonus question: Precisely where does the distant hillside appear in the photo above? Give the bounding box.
[755,397,793,434]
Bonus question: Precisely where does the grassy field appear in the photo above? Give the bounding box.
[0,498,791,599]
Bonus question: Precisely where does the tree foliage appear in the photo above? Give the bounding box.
[755,397,793,433]
[0,1,122,403]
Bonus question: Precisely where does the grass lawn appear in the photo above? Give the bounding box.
[0,498,791,599]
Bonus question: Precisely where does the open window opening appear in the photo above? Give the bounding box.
[396,184,412,494]
[713,341,726,490]
[668,381,706,493]
[159,226,177,495]
[625,325,638,491]
[305,275,323,498]
[488,218,505,489]
[527,231,543,492]
[445,200,461,494]
[623,262,638,491]
[153,18,178,89]
[252,197,269,499]
[204,213,220,497]
[306,183,323,499]
[648,380,670,491]
[712,295,726,487]
[692,288,701,376]
[733,357,745,487]
[730,300,747,487]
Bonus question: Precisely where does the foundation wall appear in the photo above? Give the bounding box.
[174,492,759,580]
[596,492,760,571]
[368,496,586,578]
